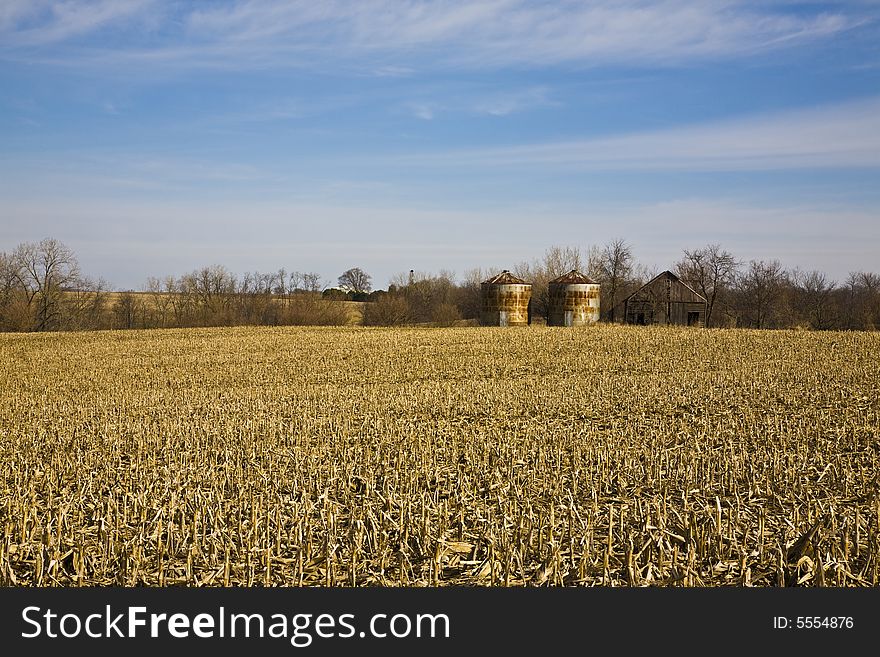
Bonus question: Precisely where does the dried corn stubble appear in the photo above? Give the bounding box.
[0,325,878,587]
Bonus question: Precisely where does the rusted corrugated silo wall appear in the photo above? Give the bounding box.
[547,282,601,326]
[480,282,532,326]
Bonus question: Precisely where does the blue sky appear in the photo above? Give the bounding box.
[1,0,879,289]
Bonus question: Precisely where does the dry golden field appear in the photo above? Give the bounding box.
[1,325,878,587]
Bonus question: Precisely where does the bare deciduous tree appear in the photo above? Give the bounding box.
[859,272,880,330]
[0,252,17,296]
[843,271,880,330]
[299,272,323,294]
[13,238,83,331]
[146,275,179,328]
[675,244,740,327]
[338,267,372,294]
[453,267,499,320]
[594,239,633,322]
[362,294,410,326]
[388,269,458,323]
[0,251,27,330]
[113,291,140,329]
[735,260,787,329]
[64,276,107,330]
[514,245,585,322]
[793,269,836,330]
[273,268,289,298]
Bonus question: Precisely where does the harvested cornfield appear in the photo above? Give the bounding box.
[0,325,878,587]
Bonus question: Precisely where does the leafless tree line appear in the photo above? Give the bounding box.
[0,240,349,331]
[132,266,347,329]
[367,240,880,330]
[675,246,880,330]
[366,241,654,327]
[363,268,465,326]
[0,238,107,332]
[2,237,878,332]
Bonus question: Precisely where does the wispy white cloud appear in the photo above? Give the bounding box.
[0,0,38,30]
[407,102,438,121]
[1,0,157,47]
[397,85,556,121]
[400,86,557,120]
[0,1,870,71]
[201,99,306,125]
[403,96,880,170]
[472,86,556,116]
[370,65,416,78]
[0,152,278,195]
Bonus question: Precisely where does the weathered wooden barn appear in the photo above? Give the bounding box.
[624,271,707,327]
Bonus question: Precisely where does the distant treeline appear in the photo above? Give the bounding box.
[1,238,878,332]
[366,242,880,331]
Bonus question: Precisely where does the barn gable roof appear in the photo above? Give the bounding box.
[625,270,707,304]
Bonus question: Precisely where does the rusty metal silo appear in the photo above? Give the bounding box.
[480,271,532,326]
[547,270,600,326]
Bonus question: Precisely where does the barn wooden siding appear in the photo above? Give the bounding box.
[624,271,707,327]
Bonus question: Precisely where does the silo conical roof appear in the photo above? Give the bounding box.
[482,270,527,285]
[549,270,598,285]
